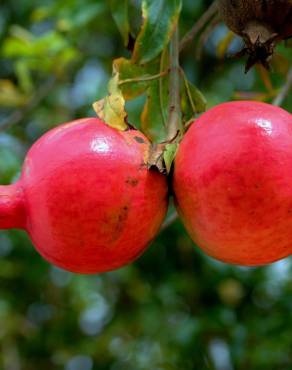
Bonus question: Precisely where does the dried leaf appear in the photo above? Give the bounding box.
[93,74,128,131]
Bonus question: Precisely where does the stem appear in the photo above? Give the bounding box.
[118,70,169,85]
[272,67,292,106]
[167,26,182,141]
[195,14,221,60]
[0,183,25,229]
[159,48,168,126]
[179,1,219,52]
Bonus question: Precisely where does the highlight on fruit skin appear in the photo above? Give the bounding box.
[217,0,292,71]
[173,101,292,266]
[0,118,168,274]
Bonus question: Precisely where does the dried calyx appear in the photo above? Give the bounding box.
[217,0,292,71]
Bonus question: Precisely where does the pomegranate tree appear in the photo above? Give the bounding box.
[0,118,168,273]
[1,1,291,275]
[173,101,292,266]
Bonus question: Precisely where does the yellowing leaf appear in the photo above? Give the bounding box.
[93,74,128,131]
[114,57,155,100]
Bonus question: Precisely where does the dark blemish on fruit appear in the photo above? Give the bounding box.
[126,177,139,187]
[134,136,145,144]
[112,206,129,241]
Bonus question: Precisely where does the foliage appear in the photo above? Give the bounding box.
[0,1,291,369]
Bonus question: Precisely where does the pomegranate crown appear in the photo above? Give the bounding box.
[238,21,278,72]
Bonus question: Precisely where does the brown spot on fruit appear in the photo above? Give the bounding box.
[134,136,145,144]
[112,205,129,241]
[126,177,139,187]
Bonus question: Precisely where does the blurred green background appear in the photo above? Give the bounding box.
[0,1,291,369]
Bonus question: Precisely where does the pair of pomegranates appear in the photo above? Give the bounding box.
[0,101,291,273]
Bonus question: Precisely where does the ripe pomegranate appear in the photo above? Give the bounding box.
[173,101,292,266]
[0,118,168,273]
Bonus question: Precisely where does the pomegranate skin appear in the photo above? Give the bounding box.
[0,118,168,273]
[173,101,292,266]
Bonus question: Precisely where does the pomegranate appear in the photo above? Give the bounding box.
[217,0,292,71]
[0,118,168,273]
[173,101,292,266]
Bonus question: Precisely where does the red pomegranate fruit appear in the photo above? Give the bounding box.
[0,118,168,273]
[173,101,292,266]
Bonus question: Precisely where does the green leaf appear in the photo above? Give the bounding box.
[93,73,128,131]
[15,60,33,94]
[181,78,206,124]
[0,80,29,107]
[163,143,178,174]
[141,79,168,142]
[55,4,105,30]
[114,57,162,100]
[132,0,182,64]
[140,49,169,142]
[2,30,79,76]
[110,0,130,46]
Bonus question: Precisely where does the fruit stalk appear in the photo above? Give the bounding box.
[179,1,219,51]
[167,26,182,140]
[0,183,25,229]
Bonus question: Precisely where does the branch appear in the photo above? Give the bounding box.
[167,26,182,140]
[196,14,221,60]
[179,1,219,52]
[0,76,56,131]
[272,67,292,106]
[159,48,168,127]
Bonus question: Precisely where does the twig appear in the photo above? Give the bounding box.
[179,1,219,52]
[119,70,169,85]
[0,76,56,131]
[272,67,292,106]
[196,14,221,60]
[159,48,168,126]
[167,26,182,140]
